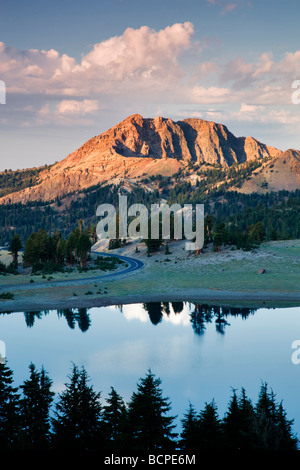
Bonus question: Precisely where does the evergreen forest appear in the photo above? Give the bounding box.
[0,361,297,452]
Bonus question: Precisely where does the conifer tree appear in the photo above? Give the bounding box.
[52,364,102,450]
[222,387,259,449]
[276,401,298,450]
[204,214,214,243]
[256,382,277,420]
[102,386,127,451]
[9,233,22,268]
[236,387,259,449]
[197,400,223,449]
[126,369,177,452]
[222,389,243,449]
[0,362,21,450]
[180,402,199,452]
[19,363,54,450]
[255,382,298,450]
[77,232,92,267]
[66,229,80,265]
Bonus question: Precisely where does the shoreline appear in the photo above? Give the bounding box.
[1,287,300,313]
[1,239,300,312]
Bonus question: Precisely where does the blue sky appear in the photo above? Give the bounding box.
[0,0,299,170]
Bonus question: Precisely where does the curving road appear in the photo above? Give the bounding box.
[90,251,144,279]
[0,251,144,292]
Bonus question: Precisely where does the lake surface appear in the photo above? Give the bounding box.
[1,302,300,436]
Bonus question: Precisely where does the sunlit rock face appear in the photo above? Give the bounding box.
[0,113,283,204]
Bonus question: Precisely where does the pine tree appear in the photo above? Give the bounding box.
[86,224,97,245]
[102,386,127,451]
[77,232,92,267]
[197,400,223,450]
[126,369,177,452]
[204,214,214,242]
[213,223,227,251]
[237,387,260,449]
[255,383,298,450]
[66,228,80,265]
[249,221,266,243]
[0,361,21,450]
[256,382,277,420]
[19,363,54,450]
[23,232,39,267]
[222,389,243,449]
[180,402,199,452]
[276,401,298,450]
[9,233,22,268]
[254,382,278,449]
[52,364,102,450]
[143,218,163,254]
[222,387,259,449]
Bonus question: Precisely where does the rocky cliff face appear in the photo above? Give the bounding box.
[84,113,280,165]
[0,114,283,204]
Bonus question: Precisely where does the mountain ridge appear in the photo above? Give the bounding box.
[0,113,295,205]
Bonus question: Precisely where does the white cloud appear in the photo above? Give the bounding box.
[82,22,194,80]
[0,22,194,98]
[176,102,300,133]
[36,99,99,127]
[217,50,300,105]
[190,85,232,103]
[0,24,298,110]
[252,52,274,78]
[0,22,299,136]
[56,99,99,115]
[275,51,300,77]
[201,103,300,128]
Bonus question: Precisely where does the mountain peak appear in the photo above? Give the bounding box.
[124,113,144,124]
[0,114,285,204]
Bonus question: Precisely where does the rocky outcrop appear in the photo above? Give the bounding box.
[0,114,283,204]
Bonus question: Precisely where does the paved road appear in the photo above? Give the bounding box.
[0,251,144,292]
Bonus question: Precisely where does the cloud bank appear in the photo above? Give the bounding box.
[0,21,299,133]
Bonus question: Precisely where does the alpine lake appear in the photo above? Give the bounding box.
[1,301,300,438]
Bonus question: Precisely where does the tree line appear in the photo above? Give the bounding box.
[0,165,52,198]
[0,214,274,276]
[22,220,95,273]
[0,361,297,452]
[2,184,300,266]
[1,179,300,250]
